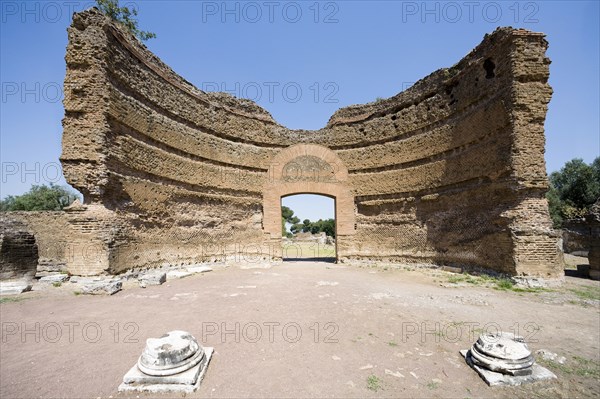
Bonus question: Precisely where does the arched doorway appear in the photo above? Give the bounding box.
[263,144,355,262]
[281,193,336,261]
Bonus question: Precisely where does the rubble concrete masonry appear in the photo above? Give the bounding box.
[5,9,563,279]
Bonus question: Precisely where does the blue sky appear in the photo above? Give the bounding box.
[1,1,599,222]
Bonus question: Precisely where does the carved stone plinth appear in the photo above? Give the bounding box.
[461,332,556,386]
[118,330,213,393]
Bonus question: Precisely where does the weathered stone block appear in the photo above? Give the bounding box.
[186,266,213,274]
[138,272,166,288]
[39,274,69,284]
[0,280,32,296]
[166,271,192,280]
[80,279,122,295]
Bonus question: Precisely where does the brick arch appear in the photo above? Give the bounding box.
[267,143,349,182]
[263,144,355,259]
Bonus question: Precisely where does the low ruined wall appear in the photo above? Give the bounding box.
[57,9,562,277]
[562,219,592,254]
[1,208,121,277]
[0,216,38,280]
[1,212,68,273]
[585,201,600,279]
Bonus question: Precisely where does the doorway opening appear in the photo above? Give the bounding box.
[281,194,336,262]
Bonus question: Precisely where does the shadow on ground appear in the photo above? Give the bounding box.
[283,257,336,263]
[564,266,592,279]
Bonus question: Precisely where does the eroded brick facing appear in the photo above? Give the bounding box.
[45,9,564,277]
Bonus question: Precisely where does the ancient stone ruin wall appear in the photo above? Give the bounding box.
[2,212,70,267]
[0,215,39,280]
[0,209,112,277]
[585,201,600,280]
[57,8,562,277]
[562,219,593,255]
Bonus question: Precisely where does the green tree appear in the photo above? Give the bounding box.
[1,184,80,211]
[281,206,300,236]
[593,157,600,181]
[321,219,336,238]
[96,0,156,41]
[310,221,321,234]
[290,223,303,234]
[302,219,311,233]
[292,217,336,238]
[547,157,600,227]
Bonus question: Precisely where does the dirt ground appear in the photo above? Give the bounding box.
[1,260,599,399]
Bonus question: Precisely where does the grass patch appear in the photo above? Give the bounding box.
[569,285,600,301]
[568,299,591,308]
[426,380,439,390]
[446,272,498,286]
[447,274,480,285]
[539,356,600,379]
[366,375,382,392]
[445,271,551,294]
[282,242,335,258]
[73,291,82,296]
[388,341,398,347]
[52,282,62,288]
[0,296,28,304]
[495,278,514,290]
[572,356,600,378]
[512,287,549,293]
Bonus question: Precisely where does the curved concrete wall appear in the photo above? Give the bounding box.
[59,9,562,277]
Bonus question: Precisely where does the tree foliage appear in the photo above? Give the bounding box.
[547,157,600,227]
[290,218,335,238]
[281,206,336,238]
[281,206,300,237]
[1,184,80,211]
[96,0,156,41]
